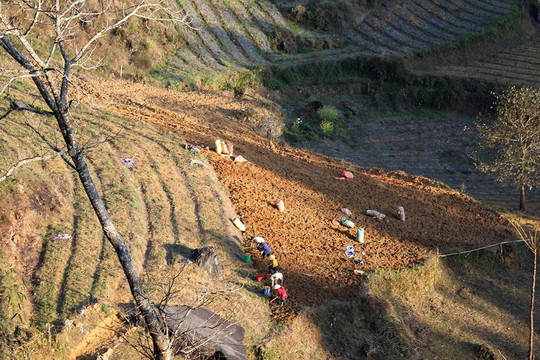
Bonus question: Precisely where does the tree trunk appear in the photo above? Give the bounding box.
[1,20,174,360]
[520,184,526,211]
[71,151,172,360]
[530,250,537,360]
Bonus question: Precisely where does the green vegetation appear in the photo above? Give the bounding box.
[259,347,281,360]
[285,0,361,32]
[265,56,501,113]
[454,3,523,51]
[317,106,339,138]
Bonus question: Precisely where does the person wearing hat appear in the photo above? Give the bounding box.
[270,271,283,287]
[273,284,288,306]
[255,237,272,259]
[268,254,280,273]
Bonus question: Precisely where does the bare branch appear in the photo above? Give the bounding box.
[23,120,75,169]
[21,0,41,36]
[0,108,13,121]
[0,152,64,182]
[0,70,52,96]
[81,124,125,154]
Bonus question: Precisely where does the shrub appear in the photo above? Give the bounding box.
[320,120,335,138]
[259,347,281,360]
[225,70,259,98]
[433,181,451,190]
[317,106,339,123]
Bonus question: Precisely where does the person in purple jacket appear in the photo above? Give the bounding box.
[255,237,272,259]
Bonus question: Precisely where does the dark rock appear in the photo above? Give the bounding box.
[478,343,497,360]
[163,305,248,360]
[342,102,360,115]
[294,100,324,118]
[191,246,223,277]
[303,101,324,113]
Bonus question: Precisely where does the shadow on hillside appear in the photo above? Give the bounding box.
[164,243,193,265]
[163,230,245,266]
[273,249,540,359]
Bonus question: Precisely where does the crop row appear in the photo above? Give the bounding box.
[0,102,234,324]
[165,0,517,78]
[348,0,516,55]
[428,37,540,87]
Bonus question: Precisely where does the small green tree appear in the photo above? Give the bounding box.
[317,106,339,138]
[476,86,540,210]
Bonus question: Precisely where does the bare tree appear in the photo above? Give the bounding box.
[507,217,539,360]
[0,1,187,359]
[476,86,540,211]
[112,263,251,360]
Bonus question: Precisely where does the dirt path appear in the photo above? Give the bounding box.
[89,77,513,315]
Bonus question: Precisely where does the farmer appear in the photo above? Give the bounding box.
[270,271,283,287]
[268,254,280,273]
[273,284,288,306]
[255,237,272,259]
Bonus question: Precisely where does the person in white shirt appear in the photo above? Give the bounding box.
[270,271,283,287]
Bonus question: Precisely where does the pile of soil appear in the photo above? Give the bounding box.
[90,78,513,318]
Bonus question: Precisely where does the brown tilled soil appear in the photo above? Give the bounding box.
[87,77,514,319]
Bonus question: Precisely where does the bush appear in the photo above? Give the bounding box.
[317,106,339,123]
[320,120,335,138]
[259,347,281,360]
[221,70,259,98]
[317,105,339,138]
[290,0,363,32]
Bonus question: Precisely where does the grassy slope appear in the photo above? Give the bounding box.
[0,81,270,359]
[112,0,525,89]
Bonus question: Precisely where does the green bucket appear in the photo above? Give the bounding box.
[243,254,251,263]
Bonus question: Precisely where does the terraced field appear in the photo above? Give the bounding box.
[159,0,518,80]
[344,0,516,54]
[303,109,540,215]
[0,91,258,334]
[420,31,540,86]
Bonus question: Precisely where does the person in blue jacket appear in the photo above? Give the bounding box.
[255,237,272,259]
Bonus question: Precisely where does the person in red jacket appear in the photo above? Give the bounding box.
[273,284,288,306]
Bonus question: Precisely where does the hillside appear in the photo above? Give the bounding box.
[0,73,526,358]
[2,0,540,358]
[0,81,271,359]
[149,0,524,85]
[86,76,514,308]
[89,76,537,359]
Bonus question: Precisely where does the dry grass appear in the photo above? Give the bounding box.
[365,252,540,359]
[0,80,271,359]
